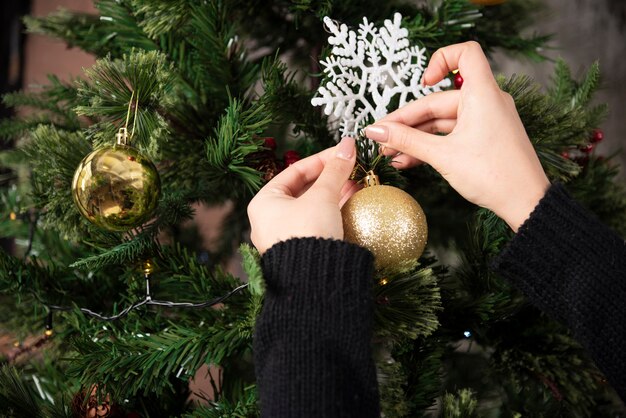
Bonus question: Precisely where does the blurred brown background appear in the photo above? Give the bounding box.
[495,0,626,177]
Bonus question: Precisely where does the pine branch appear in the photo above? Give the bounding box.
[185,2,259,104]
[24,0,156,58]
[0,366,47,418]
[489,310,615,415]
[1,75,82,140]
[499,74,588,181]
[473,0,551,60]
[75,50,176,157]
[260,56,335,149]
[70,191,194,270]
[69,234,159,270]
[131,0,193,40]
[404,0,550,60]
[374,267,442,341]
[572,61,601,108]
[205,99,272,196]
[441,388,478,418]
[549,59,576,104]
[377,358,411,417]
[393,338,445,415]
[69,326,212,398]
[69,318,253,401]
[568,157,626,236]
[240,244,264,297]
[155,243,243,302]
[181,385,259,417]
[19,125,97,241]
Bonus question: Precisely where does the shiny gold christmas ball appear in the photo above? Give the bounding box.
[72,145,161,231]
[470,0,506,5]
[341,178,427,270]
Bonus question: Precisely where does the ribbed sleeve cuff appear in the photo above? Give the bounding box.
[492,183,624,323]
[262,237,374,298]
[491,183,626,400]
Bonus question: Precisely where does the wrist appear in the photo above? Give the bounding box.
[501,180,550,232]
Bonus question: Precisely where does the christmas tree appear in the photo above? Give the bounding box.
[1,0,625,416]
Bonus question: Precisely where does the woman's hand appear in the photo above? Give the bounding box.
[364,41,550,232]
[247,137,358,254]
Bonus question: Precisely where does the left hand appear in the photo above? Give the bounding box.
[247,137,358,254]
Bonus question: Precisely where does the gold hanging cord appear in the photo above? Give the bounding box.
[116,89,140,146]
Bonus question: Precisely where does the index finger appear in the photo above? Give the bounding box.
[256,147,335,198]
[422,41,497,89]
[379,90,460,126]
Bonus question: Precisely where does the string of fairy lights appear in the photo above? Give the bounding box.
[6,210,250,342]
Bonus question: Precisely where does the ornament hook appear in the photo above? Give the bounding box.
[117,89,140,145]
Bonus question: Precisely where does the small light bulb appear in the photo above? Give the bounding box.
[142,260,153,274]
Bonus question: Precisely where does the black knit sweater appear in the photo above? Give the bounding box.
[254,184,625,416]
[491,183,626,399]
[254,238,380,417]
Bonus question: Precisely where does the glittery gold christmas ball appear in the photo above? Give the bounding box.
[72,145,161,231]
[341,175,427,270]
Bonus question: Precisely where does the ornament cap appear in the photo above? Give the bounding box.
[363,170,380,187]
[116,127,129,145]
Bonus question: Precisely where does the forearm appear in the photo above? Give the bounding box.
[254,238,380,418]
[492,183,626,400]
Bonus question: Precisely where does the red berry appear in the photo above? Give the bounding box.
[263,137,277,150]
[128,156,136,162]
[579,143,594,153]
[560,150,570,160]
[283,150,301,166]
[453,72,464,89]
[591,129,604,143]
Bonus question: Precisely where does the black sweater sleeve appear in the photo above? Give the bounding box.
[254,238,380,418]
[492,183,626,401]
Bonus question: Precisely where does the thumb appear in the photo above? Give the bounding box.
[365,121,442,166]
[307,136,356,202]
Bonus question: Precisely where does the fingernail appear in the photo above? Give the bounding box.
[365,125,388,143]
[336,136,355,160]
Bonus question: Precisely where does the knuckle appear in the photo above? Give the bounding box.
[465,40,481,51]
[398,128,413,150]
[247,199,258,217]
[501,91,516,106]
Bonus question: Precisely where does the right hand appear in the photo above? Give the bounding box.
[364,41,550,232]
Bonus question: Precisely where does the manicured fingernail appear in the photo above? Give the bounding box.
[336,136,355,160]
[365,125,388,143]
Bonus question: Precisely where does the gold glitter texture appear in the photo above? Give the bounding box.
[341,184,427,270]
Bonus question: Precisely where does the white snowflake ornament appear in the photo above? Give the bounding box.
[312,13,451,137]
